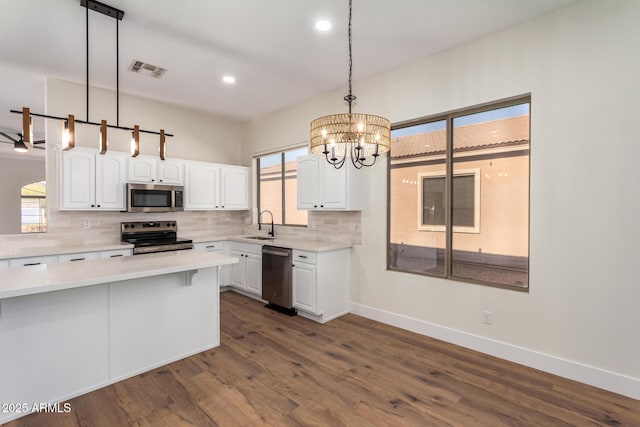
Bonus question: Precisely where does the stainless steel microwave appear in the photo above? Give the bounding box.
[126,183,184,213]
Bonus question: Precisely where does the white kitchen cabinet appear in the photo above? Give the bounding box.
[228,242,261,297]
[296,155,363,210]
[100,249,132,259]
[292,260,317,314]
[59,147,127,211]
[184,161,219,209]
[58,252,101,263]
[158,159,185,185]
[219,165,249,209]
[129,155,184,185]
[184,161,249,210]
[9,255,58,268]
[292,248,350,323]
[194,241,230,286]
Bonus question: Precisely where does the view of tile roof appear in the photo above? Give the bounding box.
[391,115,529,159]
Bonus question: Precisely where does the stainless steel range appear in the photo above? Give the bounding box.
[121,221,193,255]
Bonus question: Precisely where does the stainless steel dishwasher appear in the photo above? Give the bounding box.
[262,245,296,316]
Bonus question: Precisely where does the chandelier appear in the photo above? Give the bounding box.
[309,0,391,169]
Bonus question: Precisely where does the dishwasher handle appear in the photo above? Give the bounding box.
[263,249,290,257]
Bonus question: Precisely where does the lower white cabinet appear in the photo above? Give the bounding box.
[58,252,101,263]
[194,241,230,286]
[292,261,317,313]
[9,255,58,268]
[2,248,132,269]
[292,248,350,323]
[100,249,133,259]
[229,242,262,297]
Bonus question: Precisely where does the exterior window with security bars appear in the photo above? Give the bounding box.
[388,97,530,290]
[257,147,308,226]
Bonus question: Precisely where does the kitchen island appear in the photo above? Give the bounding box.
[0,250,237,424]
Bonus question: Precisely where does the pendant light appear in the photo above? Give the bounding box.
[130,124,140,157]
[61,114,75,150]
[309,0,391,169]
[99,120,108,154]
[22,107,33,150]
[159,129,166,160]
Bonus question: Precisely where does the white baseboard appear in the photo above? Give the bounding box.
[350,302,639,400]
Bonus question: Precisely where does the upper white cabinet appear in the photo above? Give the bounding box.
[59,147,127,210]
[220,166,249,209]
[184,161,219,209]
[296,155,363,210]
[184,160,249,210]
[128,155,184,185]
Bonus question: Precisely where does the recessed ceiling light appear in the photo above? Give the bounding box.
[315,20,332,31]
[222,75,236,84]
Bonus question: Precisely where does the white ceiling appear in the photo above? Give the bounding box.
[0,0,576,136]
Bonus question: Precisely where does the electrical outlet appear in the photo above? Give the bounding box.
[482,310,493,325]
[83,219,91,229]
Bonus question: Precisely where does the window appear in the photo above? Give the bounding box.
[21,181,46,233]
[388,97,530,290]
[257,147,308,226]
[418,169,480,233]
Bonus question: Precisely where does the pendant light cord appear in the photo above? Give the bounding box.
[344,0,356,113]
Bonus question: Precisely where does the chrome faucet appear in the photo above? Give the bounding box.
[258,210,275,237]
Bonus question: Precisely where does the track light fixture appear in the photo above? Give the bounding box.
[130,125,140,157]
[61,114,75,151]
[9,0,174,155]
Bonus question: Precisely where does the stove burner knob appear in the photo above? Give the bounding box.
[131,224,136,228]
[172,222,176,227]
[124,224,129,229]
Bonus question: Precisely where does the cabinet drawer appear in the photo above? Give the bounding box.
[293,250,317,264]
[100,249,132,259]
[195,241,225,252]
[0,260,9,269]
[58,252,101,263]
[245,243,262,255]
[9,255,58,267]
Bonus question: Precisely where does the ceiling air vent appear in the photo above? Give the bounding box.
[128,60,167,78]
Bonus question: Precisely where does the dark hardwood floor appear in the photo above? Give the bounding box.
[7,291,639,426]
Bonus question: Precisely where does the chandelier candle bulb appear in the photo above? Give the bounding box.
[130,124,140,157]
[61,114,75,151]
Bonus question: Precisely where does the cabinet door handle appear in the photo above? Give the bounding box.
[314,205,318,208]
[320,205,324,208]
[298,255,307,259]
[91,204,95,207]
[70,258,85,262]
[159,179,163,182]
[24,262,41,266]
[292,264,295,267]
[110,254,123,258]
[206,245,216,249]
[97,204,101,208]
[151,179,155,182]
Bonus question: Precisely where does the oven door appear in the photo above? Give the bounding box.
[127,183,183,212]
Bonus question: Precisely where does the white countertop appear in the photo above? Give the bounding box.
[188,234,353,252]
[0,251,237,300]
[0,242,134,260]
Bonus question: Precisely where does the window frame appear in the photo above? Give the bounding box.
[256,146,308,227]
[387,94,531,292]
[417,168,480,233]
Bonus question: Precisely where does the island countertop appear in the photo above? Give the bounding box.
[0,250,238,300]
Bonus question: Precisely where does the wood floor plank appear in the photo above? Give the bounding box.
[6,291,640,427]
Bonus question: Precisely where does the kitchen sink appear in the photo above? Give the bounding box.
[245,236,274,240]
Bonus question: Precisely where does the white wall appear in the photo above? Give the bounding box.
[243,0,640,397]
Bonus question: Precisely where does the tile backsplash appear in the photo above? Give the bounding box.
[0,209,361,251]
